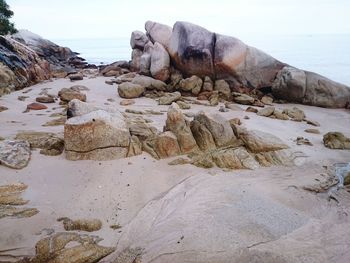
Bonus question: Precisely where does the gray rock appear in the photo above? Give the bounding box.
[150,42,170,82]
[132,75,166,91]
[0,140,31,169]
[179,75,203,95]
[145,21,172,49]
[130,30,149,50]
[214,79,231,101]
[158,92,181,105]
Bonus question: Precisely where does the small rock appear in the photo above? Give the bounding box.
[323,132,350,149]
[229,118,241,126]
[244,116,250,120]
[273,110,289,120]
[246,106,258,113]
[295,137,313,146]
[0,140,31,169]
[283,107,305,121]
[0,106,8,112]
[42,116,67,126]
[36,96,55,103]
[58,217,102,232]
[252,100,265,107]
[305,129,320,134]
[120,99,135,106]
[219,106,229,112]
[58,87,87,103]
[176,101,191,110]
[261,95,273,105]
[125,109,144,115]
[232,92,255,105]
[305,119,320,127]
[68,73,84,81]
[118,82,145,99]
[18,95,29,101]
[168,157,192,165]
[25,102,48,112]
[158,92,181,105]
[257,106,275,117]
[225,103,243,111]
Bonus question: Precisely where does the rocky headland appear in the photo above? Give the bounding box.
[0,21,350,263]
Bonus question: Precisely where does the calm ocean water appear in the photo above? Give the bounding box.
[54,34,350,86]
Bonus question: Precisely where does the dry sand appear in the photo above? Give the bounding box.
[0,76,350,262]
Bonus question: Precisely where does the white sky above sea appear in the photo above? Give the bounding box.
[7,0,350,39]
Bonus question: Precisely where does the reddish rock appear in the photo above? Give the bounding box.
[26,103,48,111]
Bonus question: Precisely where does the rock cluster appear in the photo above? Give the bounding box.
[123,21,350,108]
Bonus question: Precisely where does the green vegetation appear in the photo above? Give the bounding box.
[0,0,17,35]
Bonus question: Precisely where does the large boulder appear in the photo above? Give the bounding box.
[214,79,231,101]
[272,66,350,108]
[165,103,199,154]
[150,42,170,81]
[118,82,145,99]
[168,22,216,78]
[215,34,285,89]
[130,48,143,72]
[145,21,172,49]
[0,140,31,169]
[193,112,237,147]
[130,30,149,50]
[64,110,131,160]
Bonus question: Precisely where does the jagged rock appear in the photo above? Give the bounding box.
[130,30,149,50]
[127,135,143,157]
[143,132,181,159]
[229,118,241,126]
[190,120,216,152]
[257,106,275,117]
[194,111,237,147]
[0,140,31,169]
[203,76,213,91]
[64,110,131,160]
[295,136,313,146]
[145,21,172,49]
[273,110,289,120]
[323,132,350,149]
[58,217,102,232]
[165,103,199,153]
[212,147,260,170]
[214,80,231,101]
[118,82,145,99]
[179,75,203,95]
[120,99,135,106]
[127,117,158,141]
[15,131,64,156]
[254,150,293,167]
[238,129,289,153]
[69,73,84,81]
[272,66,350,108]
[28,232,114,263]
[131,75,166,91]
[168,68,183,90]
[58,87,86,103]
[158,91,181,105]
[168,157,192,166]
[283,107,305,121]
[36,96,55,103]
[209,91,219,106]
[150,42,170,81]
[232,92,255,105]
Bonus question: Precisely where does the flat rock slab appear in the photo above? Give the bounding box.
[0,140,31,169]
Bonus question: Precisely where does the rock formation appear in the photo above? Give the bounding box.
[126,21,350,108]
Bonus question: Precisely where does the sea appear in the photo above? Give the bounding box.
[53,34,350,86]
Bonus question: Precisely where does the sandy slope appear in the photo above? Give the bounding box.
[0,76,350,262]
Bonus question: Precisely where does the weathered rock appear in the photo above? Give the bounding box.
[190,120,216,152]
[176,100,191,110]
[64,110,131,160]
[295,136,313,146]
[145,21,172,49]
[202,76,213,91]
[36,96,55,103]
[0,140,31,169]
[214,80,231,101]
[15,131,64,156]
[238,129,289,153]
[246,106,258,113]
[127,135,143,157]
[130,30,149,50]
[58,217,102,232]
[118,82,145,99]
[130,48,143,72]
[305,119,320,127]
[261,95,273,105]
[168,22,215,78]
[225,103,243,111]
[283,107,305,121]
[58,87,86,103]
[219,106,229,112]
[18,95,29,101]
[273,110,289,120]
[179,75,203,95]
[127,117,158,141]
[150,42,170,82]
[28,232,115,263]
[229,118,241,126]
[323,132,350,150]
[209,91,219,106]
[131,75,166,91]
[143,132,181,159]
[232,92,255,105]
[165,103,199,153]
[272,66,350,108]
[194,111,237,147]
[158,91,181,105]
[257,106,275,117]
[68,73,84,81]
[67,99,98,118]
[0,105,8,112]
[212,147,260,170]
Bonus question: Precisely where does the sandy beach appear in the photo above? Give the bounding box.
[1,75,350,262]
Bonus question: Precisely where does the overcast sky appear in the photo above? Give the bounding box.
[7,0,350,39]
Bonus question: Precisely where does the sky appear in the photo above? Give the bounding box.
[7,0,350,39]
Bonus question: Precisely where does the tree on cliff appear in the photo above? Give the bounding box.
[0,0,17,35]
